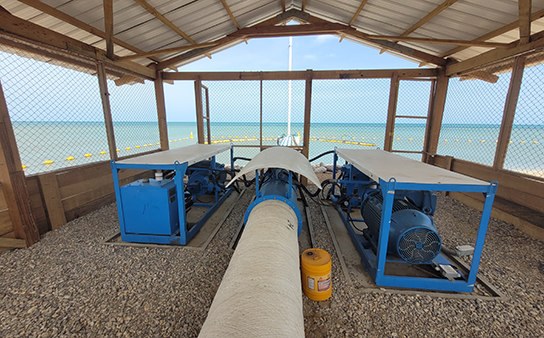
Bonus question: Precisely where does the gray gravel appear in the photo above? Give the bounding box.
[1,188,543,337]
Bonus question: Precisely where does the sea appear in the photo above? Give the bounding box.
[12,121,544,177]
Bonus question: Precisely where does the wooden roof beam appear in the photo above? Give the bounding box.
[342,30,447,66]
[103,0,114,59]
[282,0,286,12]
[440,8,544,58]
[229,23,355,37]
[519,0,531,45]
[0,10,155,79]
[302,0,307,12]
[133,0,197,45]
[349,0,369,26]
[219,0,240,30]
[365,35,510,47]
[446,31,544,76]
[16,0,164,65]
[116,42,219,61]
[380,0,457,54]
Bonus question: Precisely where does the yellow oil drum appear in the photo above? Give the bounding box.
[301,248,331,301]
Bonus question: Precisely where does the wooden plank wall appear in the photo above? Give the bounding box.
[430,154,544,239]
[0,160,153,250]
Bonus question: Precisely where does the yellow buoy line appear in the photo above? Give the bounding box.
[24,131,539,169]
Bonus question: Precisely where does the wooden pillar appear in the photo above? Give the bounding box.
[194,77,205,144]
[301,70,313,186]
[302,70,313,159]
[423,68,449,163]
[259,75,263,151]
[154,71,169,151]
[493,56,526,169]
[422,79,437,162]
[384,73,399,152]
[97,62,117,160]
[0,79,40,246]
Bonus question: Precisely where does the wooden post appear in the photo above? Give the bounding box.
[301,70,313,186]
[39,172,66,230]
[302,70,313,159]
[259,75,263,151]
[384,73,399,152]
[0,79,40,246]
[422,79,437,162]
[194,77,205,144]
[103,0,114,60]
[154,70,169,150]
[493,56,526,169]
[204,86,211,144]
[97,62,117,160]
[423,68,449,163]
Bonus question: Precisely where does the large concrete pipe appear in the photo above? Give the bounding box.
[198,199,304,337]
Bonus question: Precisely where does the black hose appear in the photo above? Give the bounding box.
[309,150,335,163]
[233,156,252,163]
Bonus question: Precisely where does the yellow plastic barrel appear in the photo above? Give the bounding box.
[301,248,331,301]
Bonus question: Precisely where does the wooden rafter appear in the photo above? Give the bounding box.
[116,42,219,61]
[402,0,457,38]
[349,0,369,26]
[446,31,544,76]
[519,0,531,45]
[16,0,164,64]
[219,0,240,30]
[0,10,155,79]
[282,0,286,12]
[229,22,355,37]
[440,8,544,58]
[366,35,509,47]
[302,0,307,12]
[380,0,457,53]
[103,0,114,59]
[133,0,197,45]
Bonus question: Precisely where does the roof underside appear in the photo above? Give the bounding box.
[2,0,544,73]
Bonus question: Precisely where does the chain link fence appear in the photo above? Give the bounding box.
[504,57,544,178]
[311,78,391,164]
[393,79,433,161]
[109,79,160,157]
[438,72,512,166]
[0,49,108,175]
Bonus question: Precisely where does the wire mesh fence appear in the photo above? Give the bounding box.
[0,49,108,175]
[392,79,433,161]
[108,79,160,157]
[504,59,544,178]
[310,78,391,164]
[438,72,512,166]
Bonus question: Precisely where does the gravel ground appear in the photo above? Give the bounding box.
[1,187,543,337]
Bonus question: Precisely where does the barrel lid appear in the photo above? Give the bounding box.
[301,248,331,266]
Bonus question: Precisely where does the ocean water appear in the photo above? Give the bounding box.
[12,122,544,176]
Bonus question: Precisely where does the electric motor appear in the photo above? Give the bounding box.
[361,191,442,264]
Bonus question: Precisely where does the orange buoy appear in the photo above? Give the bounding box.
[301,248,331,301]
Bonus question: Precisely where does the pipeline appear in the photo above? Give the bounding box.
[198,200,304,338]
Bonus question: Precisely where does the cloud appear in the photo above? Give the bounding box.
[315,35,337,44]
[304,54,317,60]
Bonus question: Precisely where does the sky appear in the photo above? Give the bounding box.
[163,34,423,123]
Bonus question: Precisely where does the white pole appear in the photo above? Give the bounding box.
[287,36,292,137]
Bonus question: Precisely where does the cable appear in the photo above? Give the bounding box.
[309,150,335,163]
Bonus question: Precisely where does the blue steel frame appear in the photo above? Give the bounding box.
[333,149,498,292]
[110,146,234,245]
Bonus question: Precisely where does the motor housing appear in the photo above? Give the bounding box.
[361,191,441,264]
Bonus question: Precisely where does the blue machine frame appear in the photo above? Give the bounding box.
[111,147,234,245]
[333,149,498,293]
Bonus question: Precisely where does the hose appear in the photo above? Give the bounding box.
[309,150,335,163]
